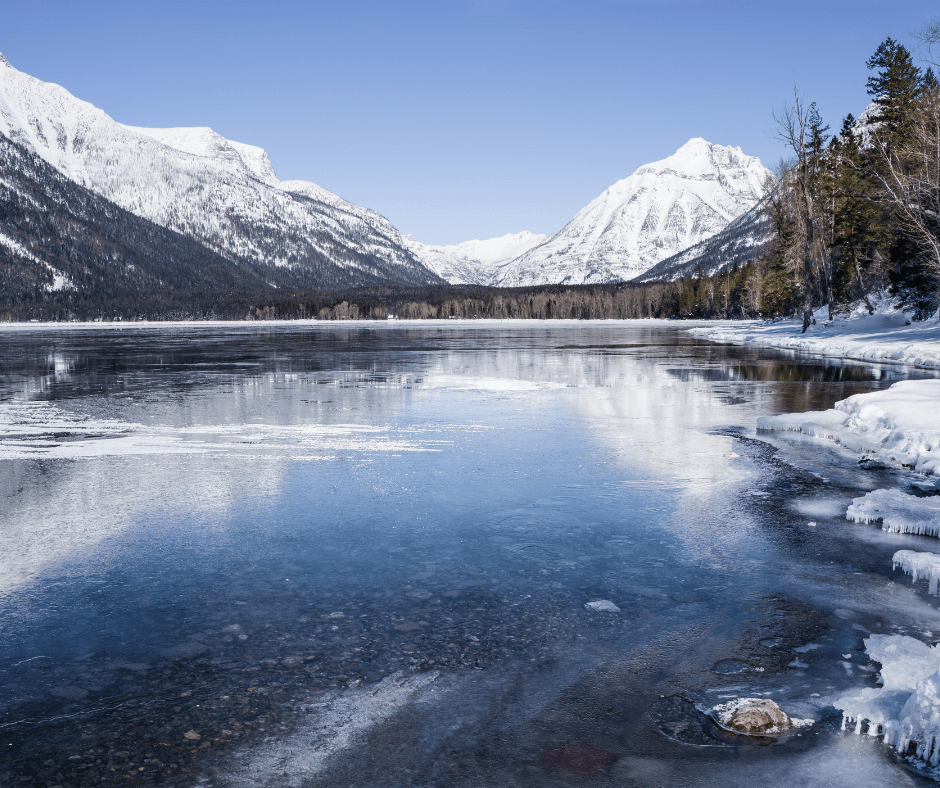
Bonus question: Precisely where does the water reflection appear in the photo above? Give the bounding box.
[0,321,937,788]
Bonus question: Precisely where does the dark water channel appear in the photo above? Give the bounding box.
[1,320,938,787]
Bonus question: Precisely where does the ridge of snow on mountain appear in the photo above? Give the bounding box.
[401,231,546,285]
[0,52,442,289]
[492,138,772,286]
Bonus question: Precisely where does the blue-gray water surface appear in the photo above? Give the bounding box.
[1,320,939,787]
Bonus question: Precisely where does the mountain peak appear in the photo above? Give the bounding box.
[638,138,754,179]
[492,139,771,287]
[0,53,10,67]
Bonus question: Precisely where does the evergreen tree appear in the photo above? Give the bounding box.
[865,38,922,139]
[923,67,939,92]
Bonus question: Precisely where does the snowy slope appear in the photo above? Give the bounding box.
[401,231,546,285]
[634,202,769,283]
[492,139,772,286]
[0,132,271,308]
[0,53,442,289]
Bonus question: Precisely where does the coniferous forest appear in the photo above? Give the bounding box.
[2,26,939,323]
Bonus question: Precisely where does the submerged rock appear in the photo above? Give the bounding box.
[714,698,791,734]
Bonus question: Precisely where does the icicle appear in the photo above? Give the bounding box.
[893,550,940,596]
[883,720,901,747]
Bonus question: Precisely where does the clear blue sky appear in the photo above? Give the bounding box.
[2,1,938,245]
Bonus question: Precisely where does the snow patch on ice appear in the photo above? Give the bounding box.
[584,599,620,612]
[224,670,439,786]
[0,401,446,460]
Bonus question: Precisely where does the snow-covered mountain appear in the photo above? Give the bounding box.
[491,139,772,287]
[0,132,271,310]
[0,52,442,289]
[634,202,769,283]
[401,231,546,285]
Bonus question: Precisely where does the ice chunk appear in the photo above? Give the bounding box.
[864,634,940,692]
[835,634,940,763]
[847,490,940,537]
[584,599,620,612]
[898,672,940,765]
[834,687,908,743]
[893,550,940,594]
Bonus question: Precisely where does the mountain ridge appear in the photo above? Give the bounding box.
[0,52,443,290]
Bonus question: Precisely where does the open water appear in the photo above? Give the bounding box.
[1,320,939,787]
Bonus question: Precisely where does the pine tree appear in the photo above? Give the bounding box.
[825,114,888,311]
[866,38,923,140]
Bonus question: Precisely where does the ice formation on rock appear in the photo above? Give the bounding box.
[847,490,940,537]
[893,550,940,594]
[835,634,940,764]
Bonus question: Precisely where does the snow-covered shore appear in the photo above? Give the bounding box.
[688,301,940,369]
[748,306,940,768]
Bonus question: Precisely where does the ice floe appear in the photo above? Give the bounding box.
[847,490,940,537]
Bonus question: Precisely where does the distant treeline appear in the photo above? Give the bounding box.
[0,263,773,323]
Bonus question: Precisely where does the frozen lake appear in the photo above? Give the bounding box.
[1,320,938,787]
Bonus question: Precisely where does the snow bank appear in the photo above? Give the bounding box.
[847,490,940,536]
[894,550,940,594]
[757,379,940,475]
[689,297,940,369]
[835,635,940,761]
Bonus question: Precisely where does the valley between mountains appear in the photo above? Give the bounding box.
[0,50,772,316]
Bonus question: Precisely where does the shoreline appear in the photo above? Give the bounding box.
[688,304,940,370]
